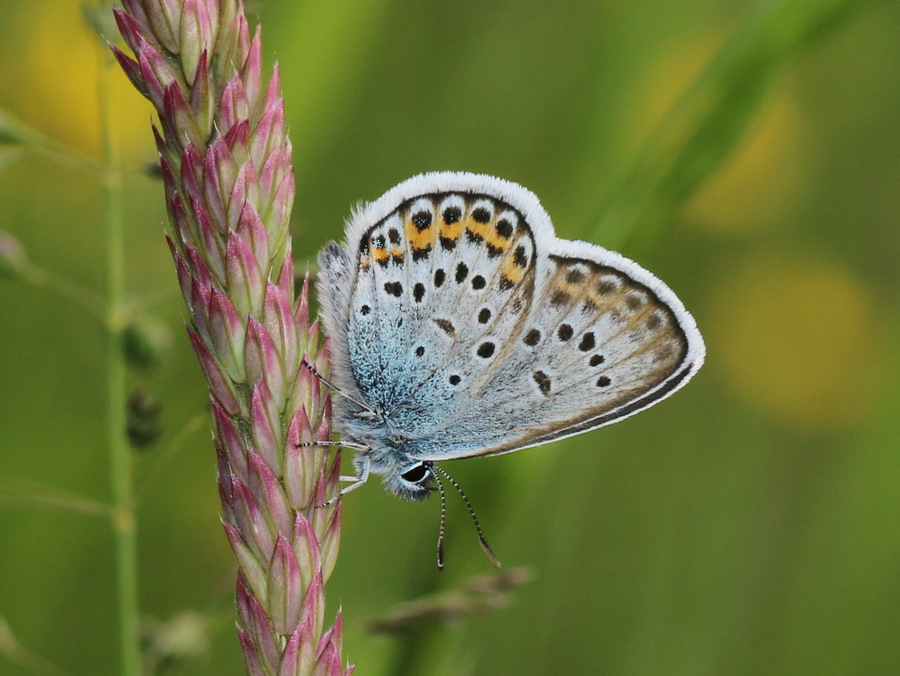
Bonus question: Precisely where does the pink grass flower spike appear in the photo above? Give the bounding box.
[112,1,352,673]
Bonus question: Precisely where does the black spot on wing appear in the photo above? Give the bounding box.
[476,342,495,358]
[533,370,552,395]
[514,245,528,268]
[550,290,571,306]
[566,269,586,284]
[434,318,455,335]
[472,207,491,223]
[412,210,432,231]
[455,263,468,284]
[443,206,461,224]
[578,332,596,352]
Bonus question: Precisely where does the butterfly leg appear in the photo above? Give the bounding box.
[295,439,371,453]
[301,357,378,415]
[295,438,371,483]
[316,456,371,507]
[295,439,370,498]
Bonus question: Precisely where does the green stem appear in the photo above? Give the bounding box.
[98,31,141,676]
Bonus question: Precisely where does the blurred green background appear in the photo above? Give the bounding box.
[2,0,899,674]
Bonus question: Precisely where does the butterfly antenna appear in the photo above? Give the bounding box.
[432,468,448,570]
[301,357,378,414]
[430,464,501,568]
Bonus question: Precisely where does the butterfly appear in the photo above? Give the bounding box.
[315,172,705,561]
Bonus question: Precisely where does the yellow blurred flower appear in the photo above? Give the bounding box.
[709,251,878,431]
[9,0,154,163]
[626,30,809,233]
[683,90,809,234]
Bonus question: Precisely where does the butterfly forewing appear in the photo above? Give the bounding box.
[339,191,538,435]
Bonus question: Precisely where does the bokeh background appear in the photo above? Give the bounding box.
[2,0,899,674]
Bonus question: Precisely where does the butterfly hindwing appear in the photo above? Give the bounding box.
[419,244,702,458]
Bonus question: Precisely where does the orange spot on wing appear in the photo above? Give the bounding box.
[405,217,437,250]
[501,256,526,284]
[440,218,464,243]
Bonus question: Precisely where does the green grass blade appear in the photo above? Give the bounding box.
[592,0,879,250]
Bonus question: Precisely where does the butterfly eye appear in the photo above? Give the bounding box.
[400,463,430,484]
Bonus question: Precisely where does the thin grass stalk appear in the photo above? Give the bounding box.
[98,17,141,676]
